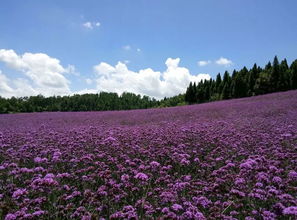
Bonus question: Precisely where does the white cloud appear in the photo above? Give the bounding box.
[0,49,71,97]
[65,64,79,76]
[72,88,97,95]
[215,57,233,66]
[85,78,93,85]
[93,58,210,99]
[122,45,131,51]
[0,70,14,96]
[137,48,141,52]
[83,21,100,29]
[0,49,212,100]
[0,72,40,98]
[83,22,93,29]
[198,60,211,66]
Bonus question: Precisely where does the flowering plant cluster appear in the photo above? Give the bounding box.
[0,91,297,219]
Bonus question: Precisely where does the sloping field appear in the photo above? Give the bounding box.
[0,91,297,219]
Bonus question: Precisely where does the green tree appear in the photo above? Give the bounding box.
[247,64,260,96]
[221,71,231,99]
[254,71,271,95]
[278,59,290,91]
[290,60,297,89]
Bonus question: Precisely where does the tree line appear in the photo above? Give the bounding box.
[185,56,297,104]
[0,91,186,114]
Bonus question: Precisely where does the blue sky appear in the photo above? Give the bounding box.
[0,0,297,99]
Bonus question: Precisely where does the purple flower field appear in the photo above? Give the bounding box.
[0,91,297,219]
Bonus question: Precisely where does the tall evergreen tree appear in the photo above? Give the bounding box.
[291,60,297,89]
[185,82,196,104]
[215,73,222,95]
[254,71,271,95]
[248,63,259,96]
[221,71,231,99]
[270,56,280,91]
[278,59,290,91]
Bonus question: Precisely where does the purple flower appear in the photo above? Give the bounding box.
[272,176,282,184]
[33,210,46,216]
[161,207,170,214]
[261,210,276,219]
[171,204,183,212]
[121,174,130,182]
[288,170,297,180]
[180,158,190,165]
[239,159,257,170]
[82,215,91,220]
[231,189,246,197]
[5,214,16,220]
[150,161,160,168]
[193,196,211,208]
[234,177,245,185]
[245,217,255,220]
[283,206,297,215]
[34,157,48,163]
[134,172,149,181]
[12,188,27,199]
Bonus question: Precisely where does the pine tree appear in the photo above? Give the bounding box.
[185,82,196,104]
[265,61,272,71]
[215,73,222,94]
[193,82,197,102]
[270,56,280,91]
[221,71,231,99]
[278,59,290,91]
[248,63,259,96]
[254,71,271,95]
[291,60,297,89]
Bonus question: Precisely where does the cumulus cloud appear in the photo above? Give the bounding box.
[83,22,92,29]
[0,50,211,99]
[65,64,79,76]
[122,45,141,53]
[0,49,71,97]
[73,88,97,95]
[122,45,131,51]
[83,21,100,29]
[0,72,39,98]
[215,57,233,66]
[198,60,211,66]
[85,78,93,85]
[0,70,14,96]
[93,58,211,99]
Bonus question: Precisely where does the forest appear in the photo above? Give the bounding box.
[0,56,296,114]
[0,91,186,113]
[185,56,297,104]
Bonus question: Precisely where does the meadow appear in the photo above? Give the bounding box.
[0,90,297,219]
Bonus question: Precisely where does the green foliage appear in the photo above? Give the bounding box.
[291,60,297,89]
[185,57,297,104]
[254,72,271,95]
[158,94,186,107]
[0,91,187,114]
[0,92,160,114]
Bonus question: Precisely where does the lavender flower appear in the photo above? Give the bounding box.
[283,206,297,215]
[134,172,149,181]
[12,188,28,199]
